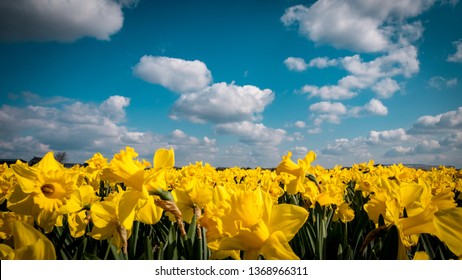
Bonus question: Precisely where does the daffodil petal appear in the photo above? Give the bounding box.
[135,196,163,225]
[36,151,63,171]
[118,190,139,230]
[153,148,175,171]
[269,204,308,241]
[10,164,38,193]
[0,244,15,260]
[433,207,462,258]
[10,220,56,260]
[260,231,299,260]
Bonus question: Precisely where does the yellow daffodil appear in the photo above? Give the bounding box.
[101,147,174,230]
[201,187,308,260]
[171,177,213,223]
[0,211,34,240]
[8,152,80,233]
[276,151,317,194]
[88,191,131,253]
[0,219,56,260]
[0,163,15,204]
[364,174,462,259]
[61,184,100,238]
[84,152,109,191]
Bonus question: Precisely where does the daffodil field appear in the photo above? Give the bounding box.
[1,147,461,260]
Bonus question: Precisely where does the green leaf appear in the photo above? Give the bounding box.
[128,220,140,259]
[144,236,153,260]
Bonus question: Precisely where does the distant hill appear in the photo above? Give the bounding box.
[377,163,456,171]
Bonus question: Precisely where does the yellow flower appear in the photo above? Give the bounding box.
[201,187,308,260]
[0,220,56,260]
[0,211,34,240]
[276,151,317,194]
[84,152,109,191]
[333,202,355,223]
[8,152,80,233]
[61,184,100,238]
[0,163,15,204]
[364,174,462,259]
[101,147,174,230]
[171,177,213,223]
[88,191,131,253]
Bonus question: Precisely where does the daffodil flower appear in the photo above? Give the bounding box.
[201,187,308,260]
[101,147,175,231]
[276,151,317,194]
[0,219,56,260]
[88,191,131,253]
[8,152,81,233]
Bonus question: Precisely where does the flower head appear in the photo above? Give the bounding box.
[8,152,80,232]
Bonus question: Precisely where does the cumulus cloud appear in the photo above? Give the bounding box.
[170,82,274,123]
[133,56,212,93]
[299,46,419,100]
[0,94,222,166]
[363,98,388,116]
[372,78,400,98]
[99,95,130,122]
[301,85,357,100]
[215,121,287,166]
[0,0,134,42]
[368,128,410,143]
[284,57,308,71]
[318,107,462,167]
[281,0,434,52]
[215,121,286,147]
[447,40,462,63]
[409,107,462,134]
[308,99,387,125]
[294,120,306,128]
[428,76,458,89]
[308,57,339,68]
[166,129,218,165]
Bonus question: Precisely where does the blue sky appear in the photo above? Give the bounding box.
[1,0,462,168]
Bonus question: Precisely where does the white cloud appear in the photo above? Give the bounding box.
[372,78,400,98]
[308,57,339,68]
[318,107,462,167]
[309,101,347,125]
[410,107,462,133]
[428,76,458,89]
[133,56,212,93]
[308,99,387,125]
[215,121,287,166]
[447,40,462,63]
[0,0,132,42]
[309,101,347,114]
[384,140,442,157]
[0,95,223,166]
[301,85,357,100]
[368,128,410,143]
[215,121,286,147]
[281,0,434,52]
[99,95,130,122]
[170,82,274,123]
[294,120,306,128]
[167,129,218,165]
[363,98,388,116]
[299,46,418,101]
[284,57,308,71]
[307,127,322,134]
[0,136,50,160]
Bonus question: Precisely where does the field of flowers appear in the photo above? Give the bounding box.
[1,147,461,260]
